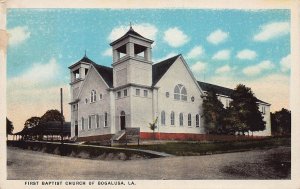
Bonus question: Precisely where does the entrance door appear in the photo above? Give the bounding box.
[120,111,126,130]
[75,121,78,136]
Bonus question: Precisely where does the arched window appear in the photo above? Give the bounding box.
[196,114,200,127]
[188,113,192,126]
[174,84,187,101]
[170,111,175,126]
[179,113,183,126]
[161,111,166,125]
[91,90,96,102]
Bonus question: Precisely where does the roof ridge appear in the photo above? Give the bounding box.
[198,81,233,90]
[154,54,181,65]
[91,62,112,70]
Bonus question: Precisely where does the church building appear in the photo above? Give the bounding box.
[69,27,271,141]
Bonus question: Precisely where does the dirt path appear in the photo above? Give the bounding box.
[7,146,290,180]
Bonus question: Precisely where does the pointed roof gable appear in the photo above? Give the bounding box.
[198,81,269,105]
[69,56,113,88]
[152,54,181,86]
[110,26,154,46]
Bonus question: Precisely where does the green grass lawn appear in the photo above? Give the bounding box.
[127,137,290,156]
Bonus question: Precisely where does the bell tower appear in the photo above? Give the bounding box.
[110,26,154,87]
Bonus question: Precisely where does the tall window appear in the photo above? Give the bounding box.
[88,116,92,129]
[161,111,166,125]
[136,89,140,96]
[124,89,128,97]
[144,90,148,97]
[117,91,121,98]
[174,84,187,101]
[81,117,84,130]
[104,112,108,127]
[171,111,175,125]
[188,113,192,126]
[91,90,96,102]
[196,114,200,127]
[179,113,183,126]
[96,115,100,128]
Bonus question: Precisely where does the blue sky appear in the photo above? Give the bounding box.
[7,9,290,131]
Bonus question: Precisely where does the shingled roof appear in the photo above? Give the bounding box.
[91,63,113,88]
[198,81,233,97]
[152,54,181,86]
[198,81,269,105]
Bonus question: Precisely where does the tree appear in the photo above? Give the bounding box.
[148,117,158,140]
[202,90,225,134]
[24,116,41,129]
[228,84,265,135]
[6,117,14,139]
[271,108,291,136]
[40,109,64,123]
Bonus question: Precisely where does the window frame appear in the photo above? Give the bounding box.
[104,112,108,127]
[144,90,148,97]
[81,117,85,130]
[188,113,192,126]
[117,91,121,98]
[174,84,187,101]
[179,113,183,126]
[196,114,200,127]
[161,111,166,125]
[124,89,128,97]
[88,115,92,129]
[136,88,140,96]
[90,90,97,103]
[170,111,175,126]
[96,114,100,128]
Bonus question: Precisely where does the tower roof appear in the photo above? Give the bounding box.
[110,26,154,46]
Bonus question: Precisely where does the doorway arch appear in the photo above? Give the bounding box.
[120,111,126,130]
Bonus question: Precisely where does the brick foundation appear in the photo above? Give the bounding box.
[140,132,266,141]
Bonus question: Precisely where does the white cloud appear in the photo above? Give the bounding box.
[280,54,291,72]
[206,29,228,45]
[153,52,178,63]
[186,46,204,59]
[253,21,290,42]
[236,49,257,60]
[102,48,112,56]
[8,58,60,88]
[163,27,189,47]
[191,61,207,73]
[8,26,31,46]
[215,65,232,74]
[243,60,274,76]
[212,49,231,60]
[108,23,158,42]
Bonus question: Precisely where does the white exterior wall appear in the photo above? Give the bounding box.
[75,66,112,137]
[129,59,152,86]
[253,104,271,136]
[114,87,131,131]
[131,87,153,132]
[154,58,205,134]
